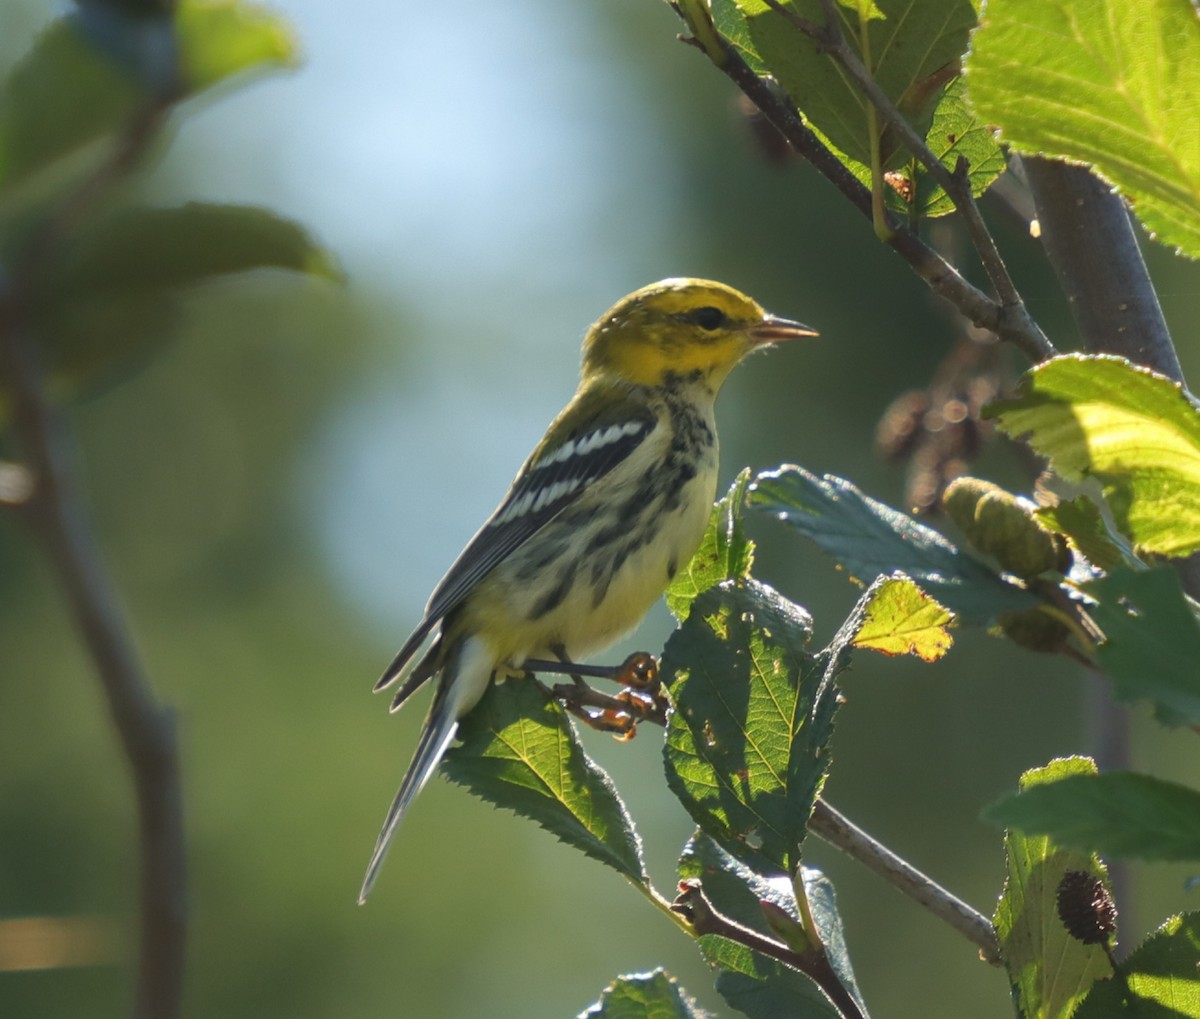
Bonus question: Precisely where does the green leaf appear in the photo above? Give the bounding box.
[177,0,299,93]
[8,203,337,409]
[987,354,1200,557]
[852,573,955,661]
[1035,495,1133,572]
[1075,913,1200,1019]
[662,579,835,876]
[746,465,1041,625]
[966,0,1200,256]
[442,680,647,885]
[577,969,704,1019]
[737,0,977,169]
[678,836,857,1019]
[1084,566,1200,726]
[0,3,298,214]
[911,75,1006,216]
[665,468,755,622]
[986,771,1200,862]
[991,757,1115,1019]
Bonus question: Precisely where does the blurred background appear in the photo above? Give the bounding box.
[2,1,1199,1016]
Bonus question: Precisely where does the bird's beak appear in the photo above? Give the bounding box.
[750,315,819,344]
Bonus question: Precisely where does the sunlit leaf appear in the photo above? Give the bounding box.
[662,579,833,876]
[1075,913,1200,1019]
[1084,566,1200,726]
[852,573,954,661]
[1035,495,1131,572]
[177,0,299,93]
[665,469,755,622]
[991,757,1114,1019]
[987,771,1200,863]
[577,969,704,1019]
[746,465,1040,624]
[987,354,1200,557]
[966,0,1200,256]
[443,680,646,884]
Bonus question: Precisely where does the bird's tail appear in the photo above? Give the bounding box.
[358,681,460,904]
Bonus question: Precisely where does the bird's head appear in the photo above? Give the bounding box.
[581,278,816,390]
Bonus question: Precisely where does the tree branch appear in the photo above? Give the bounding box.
[0,301,187,1019]
[671,1,1057,363]
[809,799,1001,965]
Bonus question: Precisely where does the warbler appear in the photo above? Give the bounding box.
[359,278,815,902]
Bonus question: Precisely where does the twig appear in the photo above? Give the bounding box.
[0,306,187,1019]
[672,879,867,1019]
[671,1,1057,364]
[770,0,1031,315]
[810,799,1001,964]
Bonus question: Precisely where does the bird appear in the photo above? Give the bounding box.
[359,278,816,902]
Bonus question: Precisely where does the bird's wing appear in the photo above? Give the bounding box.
[376,385,657,694]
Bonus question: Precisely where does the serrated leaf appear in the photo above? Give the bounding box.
[177,0,299,93]
[665,469,755,622]
[987,355,1200,557]
[852,573,955,660]
[966,0,1200,256]
[991,757,1115,1019]
[443,680,646,884]
[986,771,1200,862]
[738,0,977,168]
[662,579,834,876]
[678,836,859,1019]
[746,465,1041,624]
[1035,495,1132,572]
[577,969,705,1019]
[1084,566,1200,726]
[1075,912,1200,1019]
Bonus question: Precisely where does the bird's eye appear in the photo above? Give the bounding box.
[689,306,727,331]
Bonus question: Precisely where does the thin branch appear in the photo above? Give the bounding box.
[0,305,186,1019]
[810,799,1001,965]
[671,2,1057,364]
[769,0,1031,319]
[672,880,867,1019]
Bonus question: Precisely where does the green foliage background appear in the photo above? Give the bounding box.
[2,1,1200,1017]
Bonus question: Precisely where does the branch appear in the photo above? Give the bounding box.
[672,879,867,1019]
[671,1,1057,363]
[809,799,1001,964]
[0,302,187,1019]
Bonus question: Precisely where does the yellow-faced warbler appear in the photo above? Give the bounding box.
[359,278,815,901]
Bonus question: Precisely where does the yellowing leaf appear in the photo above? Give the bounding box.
[852,574,954,661]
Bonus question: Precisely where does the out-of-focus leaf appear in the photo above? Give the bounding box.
[1075,913,1200,1019]
[0,3,297,215]
[662,579,833,876]
[1035,495,1131,572]
[177,0,298,93]
[678,836,859,1019]
[443,680,646,885]
[665,469,754,622]
[746,465,1040,624]
[991,757,1114,1019]
[852,573,954,661]
[986,771,1200,862]
[1084,566,1200,726]
[966,0,1200,256]
[3,203,338,412]
[987,355,1200,557]
[576,969,704,1019]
